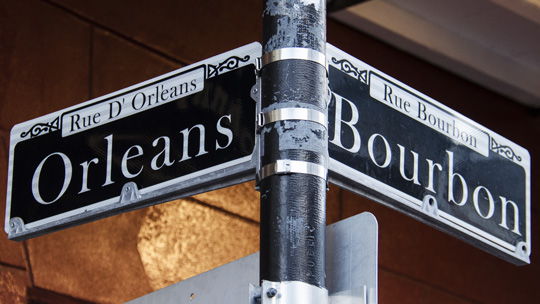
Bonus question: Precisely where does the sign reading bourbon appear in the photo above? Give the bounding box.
[5,43,261,241]
[326,44,531,265]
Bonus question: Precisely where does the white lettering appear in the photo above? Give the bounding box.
[425,159,443,193]
[121,145,144,178]
[499,196,521,235]
[79,158,99,194]
[330,95,361,153]
[179,124,208,162]
[151,136,174,170]
[473,186,495,219]
[368,134,391,168]
[32,152,72,205]
[103,134,115,186]
[447,150,468,206]
[216,115,233,150]
[398,144,420,185]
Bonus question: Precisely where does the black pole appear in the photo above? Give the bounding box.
[260,0,327,292]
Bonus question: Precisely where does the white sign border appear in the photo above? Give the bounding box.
[5,42,262,239]
[326,43,531,265]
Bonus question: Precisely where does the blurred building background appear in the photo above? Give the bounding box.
[1,0,539,303]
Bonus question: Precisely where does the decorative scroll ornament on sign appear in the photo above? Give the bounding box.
[21,117,60,138]
[331,57,368,84]
[491,138,522,162]
[207,55,251,78]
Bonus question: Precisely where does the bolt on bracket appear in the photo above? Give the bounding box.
[119,182,141,204]
[252,280,328,304]
[9,217,27,234]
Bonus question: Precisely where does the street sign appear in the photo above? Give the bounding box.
[127,212,378,304]
[5,42,261,241]
[326,44,531,265]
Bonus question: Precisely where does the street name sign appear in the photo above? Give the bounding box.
[5,43,261,241]
[4,40,532,265]
[326,44,531,265]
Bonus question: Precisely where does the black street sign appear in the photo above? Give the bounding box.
[326,44,531,265]
[5,43,261,241]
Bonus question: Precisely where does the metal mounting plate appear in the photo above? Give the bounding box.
[126,212,378,304]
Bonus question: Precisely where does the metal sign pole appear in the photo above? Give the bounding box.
[259,0,329,302]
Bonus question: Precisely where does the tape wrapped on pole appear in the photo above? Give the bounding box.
[261,0,328,290]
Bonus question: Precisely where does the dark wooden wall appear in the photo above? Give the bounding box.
[1,1,538,303]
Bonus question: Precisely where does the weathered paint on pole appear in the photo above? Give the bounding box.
[260,0,328,289]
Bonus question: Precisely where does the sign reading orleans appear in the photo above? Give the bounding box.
[5,43,261,240]
[326,44,531,265]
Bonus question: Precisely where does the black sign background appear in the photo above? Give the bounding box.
[328,64,527,250]
[9,64,256,226]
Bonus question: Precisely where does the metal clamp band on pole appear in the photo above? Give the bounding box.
[258,159,327,183]
[261,280,329,304]
[261,47,327,70]
[257,108,327,129]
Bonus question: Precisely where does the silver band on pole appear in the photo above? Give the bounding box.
[261,47,327,70]
[258,159,327,182]
[257,108,327,129]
